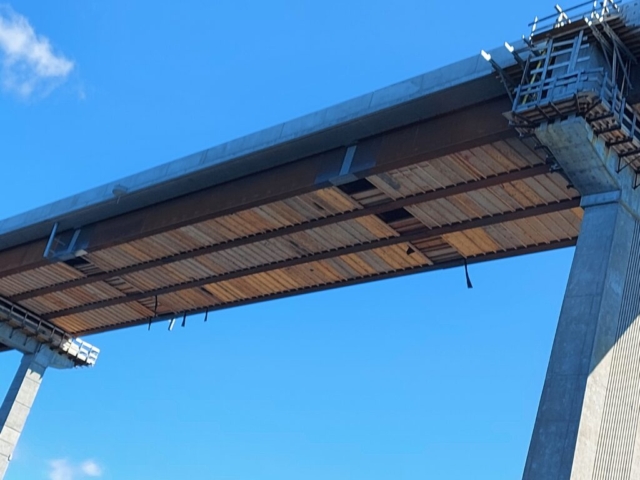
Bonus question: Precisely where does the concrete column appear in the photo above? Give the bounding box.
[0,353,48,479]
[523,197,640,479]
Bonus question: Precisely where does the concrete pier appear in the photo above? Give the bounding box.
[498,5,640,475]
[0,353,49,477]
[0,337,96,480]
[0,300,99,479]
[523,110,640,478]
[524,196,640,479]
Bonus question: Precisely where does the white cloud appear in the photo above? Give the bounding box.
[80,460,102,477]
[48,459,103,480]
[48,459,74,480]
[0,5,73,97]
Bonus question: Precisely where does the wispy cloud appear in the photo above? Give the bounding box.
[0,5,73,97]
[49,460,74,480]
[80,460,102,477]
[48,459,103,480]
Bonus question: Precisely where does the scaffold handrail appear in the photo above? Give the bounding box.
[0,296,99,366]
[529,1,622,37]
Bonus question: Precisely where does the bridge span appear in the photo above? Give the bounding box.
[1,2,640,478]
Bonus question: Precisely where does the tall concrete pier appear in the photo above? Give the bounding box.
[508,3,640,478]
[0,301,98,477]
[524,131,640,478]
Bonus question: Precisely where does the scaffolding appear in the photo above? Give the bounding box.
[0,296,99,366]
[489,1,640,186]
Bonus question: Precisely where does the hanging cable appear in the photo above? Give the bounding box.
[148,295,158,331]
[464,259,473,289]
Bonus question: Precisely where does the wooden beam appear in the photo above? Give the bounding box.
[45,198,580,320]
[12,164,552,301]
[0,98,514,279]
[74,236,578,336]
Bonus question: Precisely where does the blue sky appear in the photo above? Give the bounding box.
[0,1,575,479]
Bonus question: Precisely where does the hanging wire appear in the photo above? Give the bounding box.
[148,295,158,331]
[464,259,473,289]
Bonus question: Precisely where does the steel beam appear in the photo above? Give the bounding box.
[0,99,514,279]
[45,198,580,320]
[12,164,552,302]
[75,237,577,336]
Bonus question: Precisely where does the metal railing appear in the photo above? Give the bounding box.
[529,1,622,38]
[0,296,99,366]
[513,68,606,115]
[505,0,640,186]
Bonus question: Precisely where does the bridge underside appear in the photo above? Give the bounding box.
[0,111,581,336]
